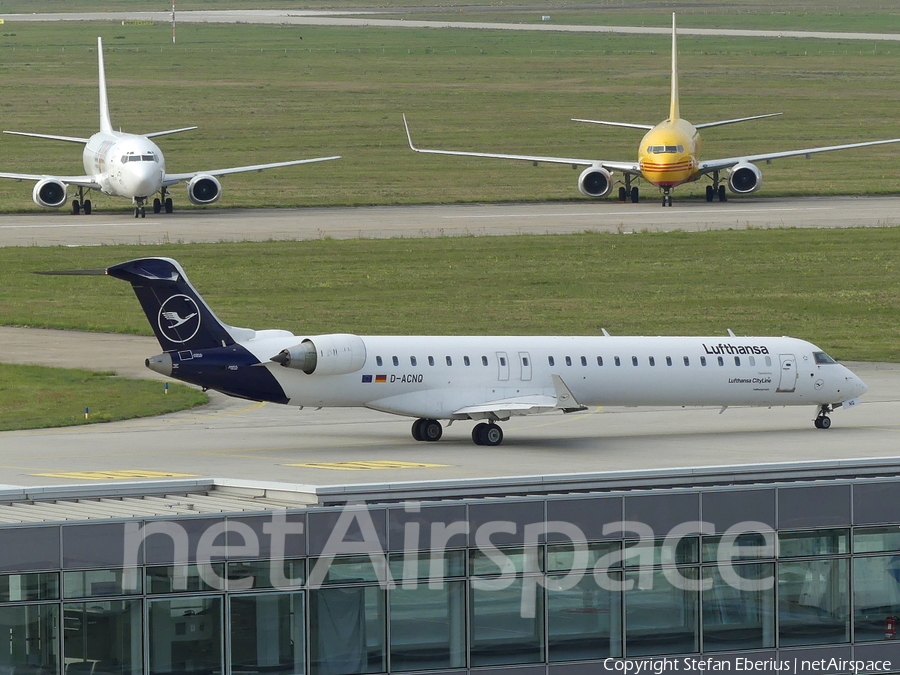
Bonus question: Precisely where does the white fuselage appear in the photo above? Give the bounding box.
[83,131,166,200]
[235,333,866,419]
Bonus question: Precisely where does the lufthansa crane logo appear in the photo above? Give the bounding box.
[158,294,201,344]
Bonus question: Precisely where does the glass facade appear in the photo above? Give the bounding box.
[6,478,900,673]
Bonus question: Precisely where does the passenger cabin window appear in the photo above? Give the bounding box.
[549,356,555,366]
[718,357,724,367]
[614,357,621,366]
[410,356,417,366]
[428,356,435,366]
[765,356,772,367]
[464,356,471,366]
[597,356,604,366]
[499,356,507,366]
[446,356,452,366]
[392,356,399,367]
[700,356,707,366]
[649,357,655,366]
[683,357,690,366]
[734,357,741,366]
[523,357,529,366]
[632,356,638,366]
[666,357,673,366]
[580,356,587,366]
[749,356,756,366]
[565,357,572,366]
[376,356,383,367]
[814,351,837,364]
[482,356,489,366]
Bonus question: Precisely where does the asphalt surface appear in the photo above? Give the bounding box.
[2,10,899,42]
[2,195,900,247]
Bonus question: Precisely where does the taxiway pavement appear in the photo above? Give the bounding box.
[1,195,899,247]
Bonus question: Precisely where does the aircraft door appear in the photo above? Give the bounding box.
[777,354,797,392]
[519,352,532,381]
[497,352,510,381]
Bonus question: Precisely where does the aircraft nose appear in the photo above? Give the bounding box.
[123,161,163,198]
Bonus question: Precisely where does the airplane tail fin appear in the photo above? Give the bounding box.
[105,257,251,352]
[97,37,114,135]
[669,13,680,122]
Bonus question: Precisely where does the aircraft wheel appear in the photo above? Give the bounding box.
[718,185,727,202]
[420,419,442,442]
[617,186,627,202]
[165,198,174,214]
[72,200,80,215]
[83,200,92,215]
[706,186,714,202]
[153,198,162,214]
[472,423,488,445]
[630,187,639,203]
[483,424,503,446]
[140,205,146,218]
[411,419,425,441]
[815,416,832,430]
[134,207,140,219]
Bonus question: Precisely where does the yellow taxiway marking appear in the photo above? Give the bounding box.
[29,470,200,480]
[284,460,451,471]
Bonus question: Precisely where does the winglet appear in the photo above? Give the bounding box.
[669,13,680,123]
[551,374,588,413]
[97,37,113,135]
[402,114,418,151]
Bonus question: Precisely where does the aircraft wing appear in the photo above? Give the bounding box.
[699,138,900,174]
[453,375,588,420]
[404,115,639,175]
[0,172,100,188]
[3,130,90,143]
[162,156,341,185]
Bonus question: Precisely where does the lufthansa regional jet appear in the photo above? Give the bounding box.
[0,38,340,218]
[404,14,900,207]
[49,257,868,445]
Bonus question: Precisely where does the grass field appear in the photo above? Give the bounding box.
[0,363,208,431]
[0,20,897,212]
[2,229,899,363]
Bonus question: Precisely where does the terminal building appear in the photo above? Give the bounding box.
[2,458,900,675]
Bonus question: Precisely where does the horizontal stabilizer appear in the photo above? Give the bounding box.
[144,126,199,138]
[571,118,654,130]
[3,130,89,144]
[695,113,782,130]
[34,268,107,276]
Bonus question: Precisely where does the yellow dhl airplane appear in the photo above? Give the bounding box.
[404,14,900,207]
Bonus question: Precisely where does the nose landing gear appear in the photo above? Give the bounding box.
[814,405,833,429]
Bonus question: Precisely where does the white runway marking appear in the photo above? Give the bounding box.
[442,206,835,219]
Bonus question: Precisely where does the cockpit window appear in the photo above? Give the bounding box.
[122,154,158,162]
[813,351,837,364]
[647,145,684,154]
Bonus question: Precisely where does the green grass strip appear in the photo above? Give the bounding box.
[2,228,899,362]
[0,363,208,432]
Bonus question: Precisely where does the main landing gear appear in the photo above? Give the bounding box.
[705,171,728,202]
[617,175,639,203]
[153,187,174,214]
[814,405,833,429]
[71,187,92,215]
[410,419,505,446]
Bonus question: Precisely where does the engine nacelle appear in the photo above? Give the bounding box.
[33,179,68,208]
[578,166,612,198]
[728,162,763,194]
[187,174,222,205]
[577,166,614,198]
[271,333,367,376]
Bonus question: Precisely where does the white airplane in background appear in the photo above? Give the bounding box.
[0,38,340,218]
[48,257,867,446]
[404,14,900,207]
